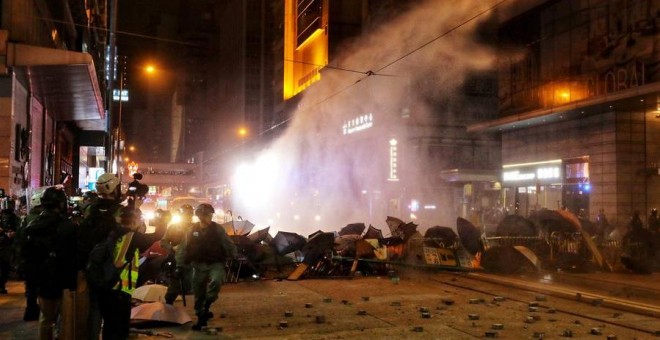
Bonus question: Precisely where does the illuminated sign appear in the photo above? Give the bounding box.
[113,89,129,102]
[502,166,560,182]
[342,113,373,135]
[388,139,399,182]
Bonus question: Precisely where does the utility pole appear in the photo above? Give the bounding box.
[108,0,118,174]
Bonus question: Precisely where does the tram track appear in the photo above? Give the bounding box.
[430,272,660,336]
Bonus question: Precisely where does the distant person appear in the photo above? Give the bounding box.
[149,209,172,241]
[596,208,610,239]
[621,211,656,274]
[630,210,643,230]
[177,204,237,331]
[648,208,660,234]
[161,204,194,305]
[0,207,20,294]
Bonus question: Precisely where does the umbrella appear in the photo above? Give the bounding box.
[386,216,405,235]
[554,209,582,230]
[496,214,538,236]
[221,218,256,236]
[132,284,168,303]
[247,227,271,244]
[308,230,325,239]
[339,223,366,236]
[397,222,418,240]
[301,232,336,265]
[531,209,579,233]
[481,245,541,274]
[456,217,484,255]
[130,302,192,324]
[271,231,307,255]
[363,225,383,239]
[355,239,377,258]
[334,234,361,257]
[424,225,458,245]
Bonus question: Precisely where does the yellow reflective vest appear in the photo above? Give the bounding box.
[113,232,139,294]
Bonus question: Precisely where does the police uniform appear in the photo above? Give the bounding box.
[177,219,236,324]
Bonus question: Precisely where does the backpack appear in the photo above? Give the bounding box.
[85,236,125,290]
[22,213,60,264]
[21,213,62,289]
[77,202,120,269]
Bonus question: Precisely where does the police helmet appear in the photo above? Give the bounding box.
[194,203,215,216]
[179,204,194,216]
[40,187,68,210]
[96,173,120,195]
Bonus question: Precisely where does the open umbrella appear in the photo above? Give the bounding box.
[130,302,191,325]
[334,234,361,257]
[456,217,484,255]
[386,216,405,235]
[301,232,336,265]
[221,218,256,236]
[363,225,383,239]
[397,222,418,240]
[424,226,457,247]
[132,284,168,303]
[271,231,307,255]
[496,214,538,236]
[247,227,271,244]
[531,209,580,233]
[481,245,541,274]
[339,222,366,236]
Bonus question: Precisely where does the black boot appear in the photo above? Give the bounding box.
[192,316,207,331]
[204,301,214,319]
[23,304,40,321]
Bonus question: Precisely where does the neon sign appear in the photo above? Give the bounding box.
[342,113,373,135]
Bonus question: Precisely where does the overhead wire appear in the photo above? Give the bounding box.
[29,2,507,166]
[199,0,508,166]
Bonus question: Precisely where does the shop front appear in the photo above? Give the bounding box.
[501,159,565,217]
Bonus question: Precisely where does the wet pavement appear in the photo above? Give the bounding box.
[1,269,658,339]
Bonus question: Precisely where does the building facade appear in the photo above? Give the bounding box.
[469,0,660,226]
[0,0,108,199]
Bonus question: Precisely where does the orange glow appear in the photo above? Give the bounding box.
[124,157,130,162]
[145,65,156,74]
[129,145,136,152]
[238,127,248,138]
[283,0,328,99]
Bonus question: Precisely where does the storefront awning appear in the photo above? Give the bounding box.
[467,83,660,134]
[7,43,105,131]
[439,169,499,183]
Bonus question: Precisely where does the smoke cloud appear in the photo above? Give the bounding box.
[231,0,500,236]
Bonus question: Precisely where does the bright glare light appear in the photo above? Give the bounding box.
[233,152,279,212]
[314,215,321,221]
[129,146,136,151]
[144,211,155,220]
[145,65,156,74]
[293,215,300,220]
[171,214,181,224]
[238,127,248,137]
